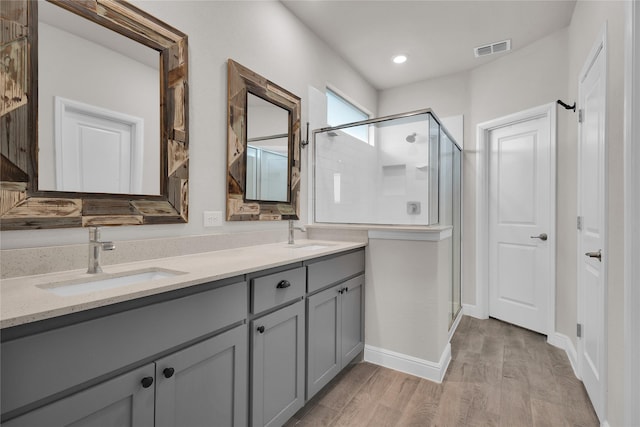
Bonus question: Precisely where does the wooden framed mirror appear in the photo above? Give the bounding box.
[226,59,301,221]
[0,0,189,230]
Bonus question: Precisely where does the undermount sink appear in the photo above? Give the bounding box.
[286,243,335,250]
[39,268,185,297]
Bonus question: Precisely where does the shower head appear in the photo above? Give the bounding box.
[406,133,417,143]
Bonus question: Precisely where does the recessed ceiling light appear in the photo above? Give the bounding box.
[392,54,407,64]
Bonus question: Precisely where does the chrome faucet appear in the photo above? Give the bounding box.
[87,227,115,274]
[288,220,306,245]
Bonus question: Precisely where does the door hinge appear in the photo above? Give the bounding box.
[578,109,584,123]
[577,323,583,338]
[577,216,583,230]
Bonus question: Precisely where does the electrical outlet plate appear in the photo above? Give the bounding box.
[203,211,223,227]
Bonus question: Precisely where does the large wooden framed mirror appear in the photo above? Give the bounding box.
[226,59,301,221]
[0,0,189,230]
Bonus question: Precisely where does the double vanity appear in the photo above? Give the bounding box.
[1,241,366,426]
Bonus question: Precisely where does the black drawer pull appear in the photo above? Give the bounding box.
[257,325,265,334]
[141,376,154,388]
[163,367,175,378]
[344,287,349,293]
[276,280,291,289]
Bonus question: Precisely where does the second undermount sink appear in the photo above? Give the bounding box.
[286,243,336,250]
[39,268,185,297]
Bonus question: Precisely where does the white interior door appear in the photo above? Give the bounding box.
[577,29,607,422]
[488,112,553,334]
[55,96,143,194]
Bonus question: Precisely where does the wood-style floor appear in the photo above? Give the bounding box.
[285,316,599,427]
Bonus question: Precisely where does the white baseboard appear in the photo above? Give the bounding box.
[364,343,451,383]
[461,303,487,319]
[600,421,610,427]
[547,332,580,379]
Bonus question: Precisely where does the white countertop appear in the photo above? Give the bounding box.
[0,240,365,329]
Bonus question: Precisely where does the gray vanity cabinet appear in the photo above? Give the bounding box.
[306,274,364,399]
[1,280,248,426]
[155,324,248,427]
[251,300,305,427]
[3,363,156,427]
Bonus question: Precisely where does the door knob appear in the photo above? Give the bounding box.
[585,249,602,262]
[530,233,548,241]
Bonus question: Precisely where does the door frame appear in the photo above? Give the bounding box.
[624,1,640,425]
[576,24,608,422]
[475,102,557,338]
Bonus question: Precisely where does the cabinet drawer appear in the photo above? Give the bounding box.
[306,250,364,294]
[252,267,305,314]
[1,280,247,416]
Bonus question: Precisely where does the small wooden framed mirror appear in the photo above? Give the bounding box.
[226,59,301,221]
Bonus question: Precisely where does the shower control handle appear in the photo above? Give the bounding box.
[530,233,548,241]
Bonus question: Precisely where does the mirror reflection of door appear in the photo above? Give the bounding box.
[37,1,160,195]
[246,93,290,202]
[54,97,144,194]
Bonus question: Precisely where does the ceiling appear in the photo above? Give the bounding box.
[281,0,577,90]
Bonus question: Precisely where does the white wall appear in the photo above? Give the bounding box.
[0,0,377,249]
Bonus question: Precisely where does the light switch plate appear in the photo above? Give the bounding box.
[203,211,223,227]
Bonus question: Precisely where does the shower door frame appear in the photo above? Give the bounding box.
[310,108,464,327]
[310,108,462,226]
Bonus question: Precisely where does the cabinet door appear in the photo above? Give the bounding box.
[306,284,341,399]
[252,300,305,427]
[340,275,365,367]
[155,324,248,427]
[3,364,155,427]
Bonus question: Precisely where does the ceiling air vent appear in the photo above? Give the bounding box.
[474,39,512,58]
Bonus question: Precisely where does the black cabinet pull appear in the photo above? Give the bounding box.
[257,325,265,333]
[344,287,349,293]
[141,376,154,388]
[276,280,291,289]
[338,288,344,294]
[163,367,175,378]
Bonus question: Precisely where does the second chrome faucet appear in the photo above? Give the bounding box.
[288,220,306,245]
[87,227,115,274]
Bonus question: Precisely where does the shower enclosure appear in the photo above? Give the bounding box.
[313,109,462,325]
